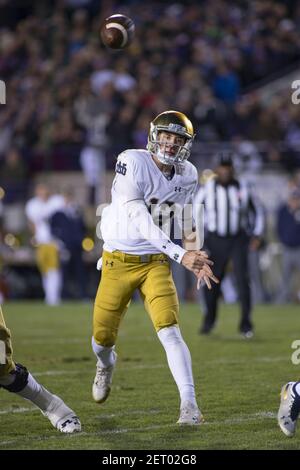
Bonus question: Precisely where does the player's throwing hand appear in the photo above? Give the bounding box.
[181,250,219,289]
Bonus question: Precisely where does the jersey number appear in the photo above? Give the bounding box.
[148,198,176,228]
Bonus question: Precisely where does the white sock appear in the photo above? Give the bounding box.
[44,270,61,305]
[294,381,300,396]
[92,336,116,368]
[16,373,54,411]
[157,325,197,407]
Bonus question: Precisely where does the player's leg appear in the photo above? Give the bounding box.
[0,307,81,433]
[92,251,135,403]
[278,381,300,437]
[231,234,252,336]
[36,244,61,306]
[139,259,202,425]
[201,235,229,334]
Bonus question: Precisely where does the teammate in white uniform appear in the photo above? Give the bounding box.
[92,111,218,425]
[0,305,81,433]
[25,184,64,305]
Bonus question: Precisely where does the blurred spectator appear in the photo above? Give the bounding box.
[0,148,28,204]
[276,187,300,303]
[50,189,87,300]
[25,183,64,305]
[212,62,241,105]
[75,81,113,205]
[0,0,300,183]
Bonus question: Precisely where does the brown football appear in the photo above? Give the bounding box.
[100,14,135,50]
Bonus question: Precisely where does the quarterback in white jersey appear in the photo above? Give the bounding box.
[92,110,218,425]
[101,147,198,257]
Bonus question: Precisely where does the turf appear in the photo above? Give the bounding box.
[0,301,299,450]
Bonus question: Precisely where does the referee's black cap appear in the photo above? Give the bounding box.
[217,152,233,167]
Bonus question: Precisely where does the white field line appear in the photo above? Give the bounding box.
[0,411,277,447]
[0,406,37,415]
[97,409,161,419]
[33,370,79,377]
[30,364,166,378]
[28,355,289,378]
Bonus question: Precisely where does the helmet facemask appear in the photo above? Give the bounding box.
[147,123,194,165]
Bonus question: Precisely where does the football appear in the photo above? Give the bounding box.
[100,14,135,50]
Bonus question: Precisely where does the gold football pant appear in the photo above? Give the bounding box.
[93,251,179,347]
[36,243,59,274]
[0,306,15,377]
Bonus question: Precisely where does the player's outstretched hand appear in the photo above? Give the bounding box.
[181,250,213,272]
[196,265,219,290]
[181,250,219,290]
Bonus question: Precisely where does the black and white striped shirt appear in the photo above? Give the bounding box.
[193,178,264,237]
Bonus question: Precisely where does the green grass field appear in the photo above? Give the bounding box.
[0,301,299,450]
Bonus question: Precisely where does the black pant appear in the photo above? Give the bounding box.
[202,232,252,332]
[62,248,87,299]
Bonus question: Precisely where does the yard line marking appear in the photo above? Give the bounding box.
[30,364,166,378]
[33,370,79,377]
[0,410,277,447]
[97,409,161,419]
[30,355,288,379]
[0,406,37,415]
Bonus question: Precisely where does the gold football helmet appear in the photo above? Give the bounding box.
[147,110,195,165]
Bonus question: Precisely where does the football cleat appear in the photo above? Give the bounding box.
[42,395,81,433]
[278,382,300,437]
[177,401,204,425]
[92,358,116,404]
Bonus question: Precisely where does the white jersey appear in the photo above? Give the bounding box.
[101,149,198,255]
[25,195,64,244]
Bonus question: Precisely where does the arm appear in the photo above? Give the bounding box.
[113,152,217,285]
[126,198,217,286]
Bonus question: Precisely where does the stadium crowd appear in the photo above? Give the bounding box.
[1,0,300,199]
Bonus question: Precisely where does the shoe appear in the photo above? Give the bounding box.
[278,382,300,437]
[241,329,254,339]
[92,357,116,404]
[42,395,81,433]
[177,401,204,425]
[199,324,214,335]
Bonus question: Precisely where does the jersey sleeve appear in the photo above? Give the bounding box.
[25,200,36,223]
[112,151,144,204]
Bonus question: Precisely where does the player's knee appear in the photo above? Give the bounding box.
[152,305,179,331]
[155,318,178,332]
[157,324,182,345]
[0,363,28,392]
[93,328,116,348]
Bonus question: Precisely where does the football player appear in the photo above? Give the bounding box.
[0,306,81,433]
[25,183,64,306]
[278,381,300,437]
[92,110,218,425]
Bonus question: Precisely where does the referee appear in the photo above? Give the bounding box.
[194,154,265,338]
